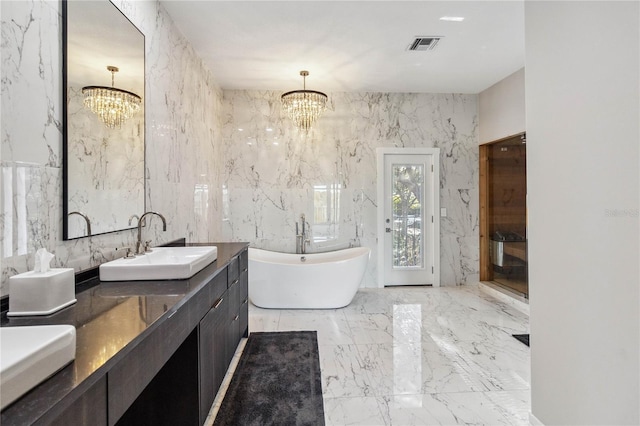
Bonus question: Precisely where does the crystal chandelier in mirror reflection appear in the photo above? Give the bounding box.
[82,66,142,129]
[281,71,328,132]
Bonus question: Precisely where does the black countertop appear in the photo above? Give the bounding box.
[0,241,248,425]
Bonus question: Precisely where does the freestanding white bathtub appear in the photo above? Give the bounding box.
[248,247,370,309]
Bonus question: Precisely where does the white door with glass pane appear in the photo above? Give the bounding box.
[377,149,440,287]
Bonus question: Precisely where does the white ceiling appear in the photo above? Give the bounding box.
[68,1,144,94]
[160,1,525,94]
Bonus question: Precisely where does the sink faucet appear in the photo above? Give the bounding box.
[68,211,92,236]
[136,211,167,254]
[296,213,310,254]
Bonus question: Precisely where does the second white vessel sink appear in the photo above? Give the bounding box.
[99,246,218,281]
[0,325,76,410]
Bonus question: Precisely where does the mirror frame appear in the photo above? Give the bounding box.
[62,0,146,240]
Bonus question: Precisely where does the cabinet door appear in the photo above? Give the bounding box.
[239,248,248,275]
[238,263,249,339]
[225,251,249,365]
[227,256,239,289]
[237,298,249,341]
[199,294,229,424]
[226,280,241,367]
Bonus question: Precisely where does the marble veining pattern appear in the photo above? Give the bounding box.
[66,86,145,238]
[222,91,479,287]
[220,285,530,425]
[2,0,478,295]
[1,0,223,295]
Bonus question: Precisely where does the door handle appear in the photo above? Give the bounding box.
[386,227,391,233]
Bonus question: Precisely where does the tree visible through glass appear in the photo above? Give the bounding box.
[392,164,424,268]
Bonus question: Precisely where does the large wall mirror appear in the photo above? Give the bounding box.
[63,0,145,240]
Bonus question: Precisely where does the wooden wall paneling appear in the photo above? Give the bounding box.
[479,144,492,281]
[489,142,527,237]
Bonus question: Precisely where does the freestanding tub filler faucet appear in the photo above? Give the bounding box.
[296,213,310,254]
[136,211,167,254]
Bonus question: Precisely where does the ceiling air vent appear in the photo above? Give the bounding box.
[407,36,442,51]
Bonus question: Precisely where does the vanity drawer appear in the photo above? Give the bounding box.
[228,276,242,314]
[209,270,227,307]
[239,248,248,274]
[239,265,248,307]
[227,256,239,288]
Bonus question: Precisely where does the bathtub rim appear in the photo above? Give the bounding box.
[248,246,370,265]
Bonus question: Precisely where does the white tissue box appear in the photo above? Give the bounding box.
[8,268,77,316]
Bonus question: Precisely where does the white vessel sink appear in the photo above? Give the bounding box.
[99,246,218,281]
[0,325,76,410]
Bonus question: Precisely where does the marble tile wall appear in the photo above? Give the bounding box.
[66,86,145,239]
[222,91,479,287]
[1,1,479,295]
[0,0,223,296]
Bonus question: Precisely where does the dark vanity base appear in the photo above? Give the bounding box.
[1,241,249,426]
[117,328,200,426]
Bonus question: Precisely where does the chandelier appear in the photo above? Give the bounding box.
[281,71,327,132]
[82,66,142,129]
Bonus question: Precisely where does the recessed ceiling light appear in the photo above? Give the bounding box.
[266,128,273,132]
[440,16,464,22]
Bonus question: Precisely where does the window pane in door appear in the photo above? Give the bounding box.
[392,164,424,268]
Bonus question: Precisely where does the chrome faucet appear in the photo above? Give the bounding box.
[350,223,361,248]
[296,213,310,254]
[136,211,167,254]
[68,211,92,236]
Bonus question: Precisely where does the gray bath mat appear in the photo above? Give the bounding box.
[214,331,325,426]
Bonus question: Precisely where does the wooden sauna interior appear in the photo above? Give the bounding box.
[479,133,528,297]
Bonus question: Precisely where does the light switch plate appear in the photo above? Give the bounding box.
[440,208,447,217]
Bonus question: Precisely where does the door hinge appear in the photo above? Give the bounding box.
[431,164,434,172]
[431,215,434,223]
[432,266,434,273]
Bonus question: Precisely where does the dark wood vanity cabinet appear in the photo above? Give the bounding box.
[236,249,249,347]
[109,291,197,424]
[0,243,249,426]
[198,247,249,425]
[198,270,230,424]
[114,249,249,426]
[116,247,249,426]
[225,249,249,366]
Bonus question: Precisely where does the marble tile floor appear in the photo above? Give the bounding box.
[206,285,530,425]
